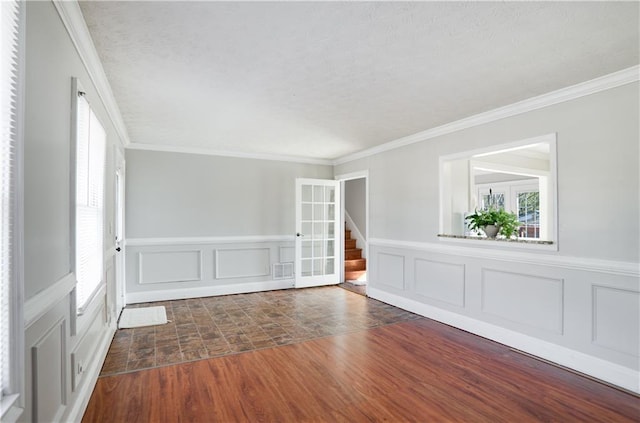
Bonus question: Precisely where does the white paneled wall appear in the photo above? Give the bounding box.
[21,252,116,423]
[125,237,296,303]
[480,269,564,334]
[414,259,465,307]
[368,239,640,393]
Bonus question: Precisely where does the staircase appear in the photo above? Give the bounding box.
[344,228,366,281]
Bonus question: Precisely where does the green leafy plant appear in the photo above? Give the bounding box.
[465,207,521,238]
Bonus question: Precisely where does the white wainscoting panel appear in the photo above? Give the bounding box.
[126,237,296,303]
[279,246,295,263]
[377,253,405,290]
[139,250,203,284]
[215,248,271,279]
[481,269,564,334]
[32,317,67,423]
[368,286,640,394]
[593,286,640,356]
[366,238,639,393]
[414,258,465,307]
[71,301,105,392]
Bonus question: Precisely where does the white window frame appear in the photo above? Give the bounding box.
[0,0,25,421]
[71,78,106,316]
[438,133,558,250]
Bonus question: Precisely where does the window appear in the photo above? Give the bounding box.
[476,182,540,239]
[516,189,540,238]
[1,0,23,418]
[439,133,557,247]
[73,81,106,313]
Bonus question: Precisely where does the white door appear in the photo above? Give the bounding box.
[114,161,126,315]
[295,178,341,288]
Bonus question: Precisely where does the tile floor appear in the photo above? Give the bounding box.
[100,286,420,376]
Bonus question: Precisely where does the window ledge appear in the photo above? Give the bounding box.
[1,394,23,423]
[437,234,557,251]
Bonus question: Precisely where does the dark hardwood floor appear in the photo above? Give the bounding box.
[83,317,639,422]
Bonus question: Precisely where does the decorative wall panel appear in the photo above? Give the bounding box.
[377,253,405,290]
[32,318,66,422]
[139,250,202,284]
[215,248,271,279]
[481,269,564,334]
[414,258,465,306]
[593,286,640,356]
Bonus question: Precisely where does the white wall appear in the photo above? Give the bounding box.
[124,149,333,303]
[334,82,640,392]
[22,2,123,421]
[126,149,332,237]
[345,178,366,237]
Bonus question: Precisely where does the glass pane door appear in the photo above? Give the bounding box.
[295,179,340,288]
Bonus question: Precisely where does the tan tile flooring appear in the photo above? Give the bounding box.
[100,286,420,376]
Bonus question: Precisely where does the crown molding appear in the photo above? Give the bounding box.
[126,142,334,166]
[334,65,640,165]
[53,0,130,147]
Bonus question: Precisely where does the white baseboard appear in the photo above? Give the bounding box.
[63,323,117,423]
[368,287,639,394]
[126,279,295,304]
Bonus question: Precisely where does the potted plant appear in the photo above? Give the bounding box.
[465,207,521,239]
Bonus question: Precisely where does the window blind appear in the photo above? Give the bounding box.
[75,93,106,312]
[0,0,20,401]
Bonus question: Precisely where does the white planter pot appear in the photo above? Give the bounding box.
[483,224,500,238]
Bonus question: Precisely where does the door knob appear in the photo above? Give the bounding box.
[116,247,121,252]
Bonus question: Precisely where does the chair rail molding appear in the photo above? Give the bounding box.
[24,272,76,328]
[126,235,295,247]
[369,238,640,277]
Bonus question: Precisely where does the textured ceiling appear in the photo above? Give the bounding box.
[79,1,639,161]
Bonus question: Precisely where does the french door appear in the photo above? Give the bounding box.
[295,178,341,288]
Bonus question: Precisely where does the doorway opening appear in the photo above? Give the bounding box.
[337,171,368,296]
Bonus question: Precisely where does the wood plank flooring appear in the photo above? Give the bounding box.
[83,317,639,422]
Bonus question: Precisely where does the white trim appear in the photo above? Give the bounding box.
[438,133,558,247]
[52,1,130,147]
[126,142,333,166]
[334,66,640,165]
[62,323,116,423]
[24,273,76,328]
[369,238,640,278]
[126,235,295,247]
[335,170,370,182]
[336,170,370,282]
[368,287,639,394]
[126,279,294,304]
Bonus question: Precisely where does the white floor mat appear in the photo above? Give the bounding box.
[118,306,168,329]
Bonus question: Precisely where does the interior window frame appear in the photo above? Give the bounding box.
[438,133,558,251]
